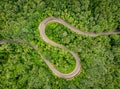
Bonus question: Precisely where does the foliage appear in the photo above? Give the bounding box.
[0,0,120,89]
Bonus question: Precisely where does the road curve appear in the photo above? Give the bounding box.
[0,17,120,79]
[39,17,81,79]
[38,17,120,79]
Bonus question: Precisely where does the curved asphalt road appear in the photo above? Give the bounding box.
[0,17,120,79]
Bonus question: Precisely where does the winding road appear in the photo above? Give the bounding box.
[0,17,120,79]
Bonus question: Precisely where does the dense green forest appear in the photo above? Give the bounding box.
[0,0,120,89]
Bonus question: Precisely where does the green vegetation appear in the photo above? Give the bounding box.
[0,0,120,89]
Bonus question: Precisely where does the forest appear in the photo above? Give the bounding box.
[0,0,120,89]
